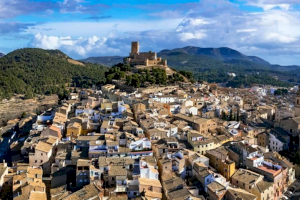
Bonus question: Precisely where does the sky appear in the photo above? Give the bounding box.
[0,0,300,65]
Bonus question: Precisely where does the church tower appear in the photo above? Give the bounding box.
[295,88,300,117]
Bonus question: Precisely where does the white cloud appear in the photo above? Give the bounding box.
[27,0,300,65]
[31,33,121,57]
[247,0,300,11]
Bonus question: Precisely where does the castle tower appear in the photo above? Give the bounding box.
[131,42,139,54]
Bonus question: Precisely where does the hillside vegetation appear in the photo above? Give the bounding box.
[105,63,192,88]
[158,49,294,88]
[81,56,123,66]
[0,48,107,100]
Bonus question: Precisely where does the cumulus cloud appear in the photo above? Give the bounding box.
[247,0,300,10]
[31,33,121,57]
[26,0,300,65]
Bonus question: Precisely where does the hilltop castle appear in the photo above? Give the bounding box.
[124,42,167,67]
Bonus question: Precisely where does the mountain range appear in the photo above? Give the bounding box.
[81,46,299,71]
[158,46,271,66]
[0,53,4,58]
[80,46,299,87]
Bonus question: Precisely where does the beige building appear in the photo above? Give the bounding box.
[138,178,162,199]
[0,161,8,193]
[66,122,82,139]
[174,113,217,134]
[207,181,226,200]
[29,140,55,175]
[231,169,274,200]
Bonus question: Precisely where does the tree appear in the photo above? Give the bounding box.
[229,109,234,121]
[236,108,240,121]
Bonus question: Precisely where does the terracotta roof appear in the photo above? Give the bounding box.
[49,126,61,133]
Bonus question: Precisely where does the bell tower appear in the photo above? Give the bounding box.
[295,88,300,117]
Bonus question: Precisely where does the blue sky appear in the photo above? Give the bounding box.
[0,0,300,65]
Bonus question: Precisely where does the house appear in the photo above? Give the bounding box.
[76,159,91,188]
[173,114,217,134]
[207,181,226,200]
[187,131,216,155]
[161,173,187,200]
[268,128,289,152]
[41,126,62,140]
[29,141,55,175]
[206,147,236,180]
[0,161,8,193]
[231,169,274,200]
[101,84,115,94]
[138,178,162,199]
[107,165,127,193]
[62,182,103,200]
[225,187,257,200]
[66,122,82,139]
[193,162,213,192]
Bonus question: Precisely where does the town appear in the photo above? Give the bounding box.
[0,43,300,200]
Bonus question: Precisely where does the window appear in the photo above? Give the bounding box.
[35,160,37,163]
[224,169,227,172]
[41,153,43,155]
[249,186,251,189]
[79,179,83,182]
[112,177,114,181]
[236,180,238,184]
[40,160,43,163]
[243,183,245,186]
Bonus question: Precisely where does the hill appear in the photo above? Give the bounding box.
[159,46,271,66]
[157,49,293,87]
[105,63,192,89]
[0,48,107,100]
[80,56,123,66]
[0,53,4,58]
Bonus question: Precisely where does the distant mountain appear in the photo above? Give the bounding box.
[79,46,298,87]
[158,46,271,66]
[80,56,123,66]
[0,53,4,58]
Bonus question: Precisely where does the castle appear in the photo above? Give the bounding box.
[124,42,167,67]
